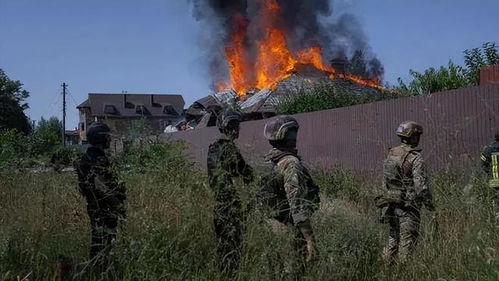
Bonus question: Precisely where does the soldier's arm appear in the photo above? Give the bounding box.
[278,156,309,225]
[412,154,434,211]
[235,150,254,184]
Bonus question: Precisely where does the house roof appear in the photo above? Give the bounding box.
[78,93,185,117]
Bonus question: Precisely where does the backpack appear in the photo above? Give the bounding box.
[258,161,320,223]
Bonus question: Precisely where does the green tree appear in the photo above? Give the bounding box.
[396,61,469,95]
[0,68,31,133]
[30,116,62,155]
[396,42,498,95]
[463,42,499,85]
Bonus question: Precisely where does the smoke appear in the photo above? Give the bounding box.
[190,0,384,85]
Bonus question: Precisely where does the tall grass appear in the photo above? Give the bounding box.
[0,143,497,280]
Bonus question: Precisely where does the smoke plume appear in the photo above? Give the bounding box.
[190,0,384,91]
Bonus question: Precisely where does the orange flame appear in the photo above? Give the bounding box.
[216,0,381,96]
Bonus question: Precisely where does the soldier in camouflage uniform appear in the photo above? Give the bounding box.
[376,121,435,264]
[74,122,126,269]
[207,110,253,275]
[480,131,499,219]
[261,116,319,266]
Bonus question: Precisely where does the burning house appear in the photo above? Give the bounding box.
[185,0,384,127]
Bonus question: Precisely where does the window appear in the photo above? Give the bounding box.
[104,104,119,115]
[163,105,178,115]
[80,122,85,131]
[136,105,151,115]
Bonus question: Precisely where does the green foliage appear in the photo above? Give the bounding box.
[0,117,65,170]
[0,68,31,134]
[277,84,399,115]
[397,42,498,95]
[396,61,469,95]
[50,146,81,172]
[30,117,63,155]
[464,42,499,85]
[0,129,30,169]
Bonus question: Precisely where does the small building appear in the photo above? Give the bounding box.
[77,93,185,143]
[64,129,80,146]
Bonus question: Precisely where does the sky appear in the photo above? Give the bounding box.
[0,0,498,129]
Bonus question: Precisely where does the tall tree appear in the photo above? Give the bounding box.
[0,69,31,133]
[396,42,498,95]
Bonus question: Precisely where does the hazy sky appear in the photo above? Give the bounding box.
[1,0,498,129]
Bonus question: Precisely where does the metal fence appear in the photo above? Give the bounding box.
[160,84,499,176]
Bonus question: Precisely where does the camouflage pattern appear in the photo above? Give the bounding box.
[262,147,319,270]
[74,146,126,267]
[263,148,318,225]
[379,143,434,263]
[264,116,299,141]
[207,137,253,275]
[480,140,499,217]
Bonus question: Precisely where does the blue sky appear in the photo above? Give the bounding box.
[0,0,498,129]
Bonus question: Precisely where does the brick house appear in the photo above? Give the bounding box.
[77,93,185,143]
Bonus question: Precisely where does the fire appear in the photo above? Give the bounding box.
[217,0,381,96]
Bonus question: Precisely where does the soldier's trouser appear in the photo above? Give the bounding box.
[214,203,242,275]
[87,206,118,268]
[384,206,421,263]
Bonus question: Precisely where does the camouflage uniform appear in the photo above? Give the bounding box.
[74,123,126,268]
[480,139,499,217]
[377,121,434,263]
[207,110,253,275]
[261,116,319,272]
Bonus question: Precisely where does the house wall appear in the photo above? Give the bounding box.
[160,84,499,177]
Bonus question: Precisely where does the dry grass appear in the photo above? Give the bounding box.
[0,143,497,280]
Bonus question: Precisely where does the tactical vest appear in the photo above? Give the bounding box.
[259,155,320,224]
[381,145,421,204]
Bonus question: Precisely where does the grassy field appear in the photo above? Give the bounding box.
[0,143,497,280]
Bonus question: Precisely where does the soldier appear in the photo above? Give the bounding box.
[480,131,499,218]
[74,122,126,269]
[260,116,319,267]
[376,121,435,264]
[207,109,253,275]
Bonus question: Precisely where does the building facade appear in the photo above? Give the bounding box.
[77,93,185,143]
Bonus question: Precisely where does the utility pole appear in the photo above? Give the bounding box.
[62,83,67,147]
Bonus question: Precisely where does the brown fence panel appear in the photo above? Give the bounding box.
[159,84,499,175]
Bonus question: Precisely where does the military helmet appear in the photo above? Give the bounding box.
[264,116,299,141]
[86,122,111,145]
[396,121,423,138]
[217,109,242,132]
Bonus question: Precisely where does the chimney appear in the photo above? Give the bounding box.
[480,65,499,85]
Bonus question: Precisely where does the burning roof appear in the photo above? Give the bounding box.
[191,0,384,97]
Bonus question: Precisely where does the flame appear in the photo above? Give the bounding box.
[217,0,381,96]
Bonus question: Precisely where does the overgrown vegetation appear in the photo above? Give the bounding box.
[276,83,401,115]
[396,42,499,95]
[0,143,497,280]
[0,116,76,170]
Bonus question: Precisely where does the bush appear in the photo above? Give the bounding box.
[0,129,29,169]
